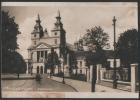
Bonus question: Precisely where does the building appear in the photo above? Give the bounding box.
[71,40,121,76]
[27,11,67,74]
[105,50,120,68]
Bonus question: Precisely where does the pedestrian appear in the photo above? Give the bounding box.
[36,73,42,84]
[17,72,19,79]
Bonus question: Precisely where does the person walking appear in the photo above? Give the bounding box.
[36,73,42,84]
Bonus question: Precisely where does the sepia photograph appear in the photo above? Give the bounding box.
[1,2,139,98]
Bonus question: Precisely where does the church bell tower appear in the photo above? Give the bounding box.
[51,10,66,57]
[31,14,44,46]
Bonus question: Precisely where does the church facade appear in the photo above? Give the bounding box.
[27,11,67,74]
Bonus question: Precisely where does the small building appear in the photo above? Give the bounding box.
[105,50,121,68]
[70,49,121,76]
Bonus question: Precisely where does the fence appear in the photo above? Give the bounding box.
[98,64,139,92]
[101,68,129,82]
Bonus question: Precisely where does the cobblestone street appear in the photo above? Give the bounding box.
[2,74,76,92]
[1,74,139,98]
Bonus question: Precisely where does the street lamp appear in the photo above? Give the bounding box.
[60,57,65,84]
[87,50,97,92]
[92,64,97,92]
[112,16,117,89]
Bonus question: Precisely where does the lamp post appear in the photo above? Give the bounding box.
[62,61,65,84]
[88,45,97,92]
[92,64,97,92]
[112,16,117,89]
[60,57,65,84]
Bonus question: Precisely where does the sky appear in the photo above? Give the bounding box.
[2,2,138,59]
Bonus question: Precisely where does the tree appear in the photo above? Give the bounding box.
[82,26,109,65]
[116,29,138,66]
[80,26,109,92]
[47,48,59,75]
[116,29,138,81]
[82,26,109,51]
[2,11,20,52]
[1,11,26,73]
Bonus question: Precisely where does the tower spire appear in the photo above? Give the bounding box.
[56,10,61,19]
[36,14,41,23]
[38,14,40,20]
[32,14,44,38]
[57,10,60,17]
[53,10,63,30]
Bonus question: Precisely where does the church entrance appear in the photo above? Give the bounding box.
[36,66,44,74]
[40,66,43,74]
[37,66,39,74]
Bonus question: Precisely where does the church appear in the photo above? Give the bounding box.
[26,11,120,76]
[27,11,68,74]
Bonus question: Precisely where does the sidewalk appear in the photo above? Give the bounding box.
[98,80,131,92]
[51,76,131,92]
[1,74,35,80]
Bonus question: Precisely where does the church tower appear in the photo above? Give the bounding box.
[31,14,45,45]
[51,10,66,57]
[28,11,67,74]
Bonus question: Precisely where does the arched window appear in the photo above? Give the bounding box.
[80,61,82,67]
[80,70,82,74]
[37,66,39,74]
[40,66,43,74]
[54,32,57,35]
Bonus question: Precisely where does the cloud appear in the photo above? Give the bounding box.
[17,16,36,58]
[2,2,137,59]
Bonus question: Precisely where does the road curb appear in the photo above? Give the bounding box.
[47,77,78,92]
[97,83,131,92]
[2,77,35,80]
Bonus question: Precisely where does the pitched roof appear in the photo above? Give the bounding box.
[28,42,52,50]
[73,50,116,60]
[104,50,114,59]
[74,51,95,60]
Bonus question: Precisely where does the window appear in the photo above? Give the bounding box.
[41,51,43,57]
[80,61,82,67]
[55,32,57,35]
[34,41,36,45]
[34,34,36,37]
[37,66,39,74]
[40,66,43,74]
[80,70,82,74]
[55,39,57,44]
[45,51,47,59]
[37,51,40,62]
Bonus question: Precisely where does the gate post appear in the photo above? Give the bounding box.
[131,63,138,92]
[96,64,102,83]
[89,65,93,82]
[86,68,90,82]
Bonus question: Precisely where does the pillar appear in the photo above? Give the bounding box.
[96,64,102,83]
[26,61,29,74]
[39,51,41,62]
[131,63,138,92]
[67,53,70,66]
[86,68,90,82]
[101,68,106,80]
[54,65,58,74]
[43,51,45,62]
[43,65,45,74]
[61,60,63,71]
[89,65,93,82]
